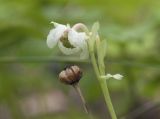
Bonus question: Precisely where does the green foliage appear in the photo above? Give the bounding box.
[0,0,160,119]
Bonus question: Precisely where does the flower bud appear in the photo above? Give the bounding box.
[59,65,82,85]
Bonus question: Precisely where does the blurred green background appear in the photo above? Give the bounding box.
[0,0,160,119]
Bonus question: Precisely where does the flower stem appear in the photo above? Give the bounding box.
[100,80,117,119]
[73,84,89,114]
[90,51,117,119]
[90,51,100,79]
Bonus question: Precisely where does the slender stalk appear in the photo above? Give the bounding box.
[100,80,117,119]
[73,84,89,114]
[90,51,117,119]
[90,51,100,79]
[73,84,95,119]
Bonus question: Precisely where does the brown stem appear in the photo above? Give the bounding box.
[73,84,89,114]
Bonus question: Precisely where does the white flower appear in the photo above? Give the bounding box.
[101,74,123,80]
[47,22,89,59]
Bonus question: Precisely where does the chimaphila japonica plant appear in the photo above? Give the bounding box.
[47,21,123,119]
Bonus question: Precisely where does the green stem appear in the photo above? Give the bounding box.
[100,80,117,119]
[90,51,100,79]
[90,51,117,119]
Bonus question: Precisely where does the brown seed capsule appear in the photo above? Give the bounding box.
[59,65,82,85]
[59,65,89,114]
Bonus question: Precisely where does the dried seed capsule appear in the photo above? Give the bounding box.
[59,65,89,114]
[59,65,82,85]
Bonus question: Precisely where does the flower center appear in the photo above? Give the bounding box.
[60,30,75,48]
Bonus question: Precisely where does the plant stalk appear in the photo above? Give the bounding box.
[90,51,117,119]
[100,80,117,119]
[73,84,89,114]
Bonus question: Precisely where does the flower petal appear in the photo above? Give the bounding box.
[47,24,67,48]
[68,29,88,47]
[51,21,61,27]
[58,42,80,55]
[68,29,89,59]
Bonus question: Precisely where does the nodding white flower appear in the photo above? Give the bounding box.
[47,22,89,59]
[101,74,123,80]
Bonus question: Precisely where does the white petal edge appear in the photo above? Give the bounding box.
[58,42,80,55]
[51,21,62,27]
[47,24,67,48]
